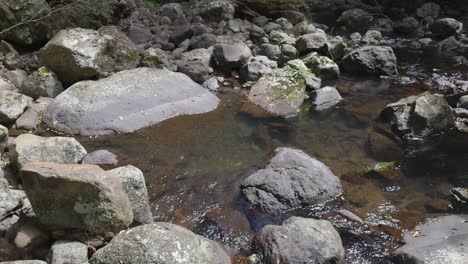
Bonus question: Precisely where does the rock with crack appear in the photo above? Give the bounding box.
[241,148,342,214]
[43,68,220,136]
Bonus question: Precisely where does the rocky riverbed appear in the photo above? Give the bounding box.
[1,0,468,263]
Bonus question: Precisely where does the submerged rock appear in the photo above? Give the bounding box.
[44,68,220,136]
[255,217,345,264]
[38,27,139,85]
[247,67,306,117]
[342,46,398,76]
[21,162,133,233]
[394,215,468,264]
[89,223,231,264]
[241,148,342,214]
[9,134,87,170]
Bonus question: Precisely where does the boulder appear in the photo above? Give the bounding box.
[394,17,420,35]
[257,44,281,61]
[0,40,21,69]
[0,125,7,153]
[0,90,33,125]
[394,215,468,264]
[38,27,139,85]
[241,0,307,13]
[430,18,463,39]
[239,56,278,82]
[0,179,26,218]
[176,48,212,83]
[213,43,251,69]
[361,30,382,45]
[342,46,398,76]
[0,0,50,46]
[15,98,52,130]
[82,150,118,165]
[142,48,176,70]
[247,67,306,117]
[190,33,217,49]
[9,134,87,170]
[109,165,153,225]
[89,223,231,264]
[20,162,133,233]
[295,31,328,55]
[4,69,27,87]
[160,3,184,21]
[336,8,373,33]
[310,86,343,111]
[329,36,346,60]
[19,67,63,99]
[192,0,235,22]
[417,2,440,19]
[49,240,88,264]
[43,68,220,136]
[304,55,340,80]
[241,148,342,214]
[255,217,345,264]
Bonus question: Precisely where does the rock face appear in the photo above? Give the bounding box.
[38,27,139,85]
[43,68,220,136]
[9,134,87,170]
[394,215,468,264]
[0,90,32,124]
[213,43,252,69]
[241,148,342,214]
[109,166,153,225]
[89,223,231,264]
[19,67,64,99]
[21,162,133,233]
[342,46,398,76]
[255,217,345,264]
[247,68,306,117]
[49,240,88,264]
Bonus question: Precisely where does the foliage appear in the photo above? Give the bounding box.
[284,65,313,81]
[143,1,160,11]
[363,161,396,174]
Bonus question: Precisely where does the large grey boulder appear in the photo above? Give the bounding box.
[295,31,328,55]
[394,215,468,264]
[241,148,342,214]
[109,166,153,225]
[19,67,64,99]
[43,68,220,136]
[49,240,88,264]
[38,27,139,85]
[9,134,87,170]
[176,48,212,83]
[255,217,345,264]
[247,67,306,117]
[89,223,231,264]
[240,56,278,82]
[213,43,252,69]
[342,46,398,76]
[0,90,32,124]
[430,18,463,39]
[0,0,50,46]
[21,162,133,233]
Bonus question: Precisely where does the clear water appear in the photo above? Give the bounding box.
[78,50,468,262]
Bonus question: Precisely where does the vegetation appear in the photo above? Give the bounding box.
[143,1,161,11]
[284,65,313,81]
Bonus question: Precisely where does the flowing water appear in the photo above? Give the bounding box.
[78,48,468,263]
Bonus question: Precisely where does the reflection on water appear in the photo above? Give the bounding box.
[79,53,468,262]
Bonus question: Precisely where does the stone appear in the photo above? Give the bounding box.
[127,25,152,45]
[0,40,21,69]
[289,21,316,37]
[160,3,184,21]
[82,150,118,165]
[241,148,342,214]
[0,90,32,124]
[240,56,278,82]
[202,78,220,91]
[0,0,50,46]
[430,18,463,39]
[342,46,398,76]
[361,30,382,44]
[176,48,212,83]
[310,86,343,111]
[269,30,295,45]
[295,31,328,55]
[170,25,194,46]
[44,68,220,136]
[213,43,252,69]
[0,78,15,91]
[109,165,153,226]
[0,125,7,153]
[329,36,346,60]
[15,99,51,130]
[142,48,176,70]
[458,95,468,109]
[38,27,139,85]
[247,68,306,117]
[257,44,281,61]
[394,215,468,264]
[304,55,340,81]
[49,240,88,264]
[336,8,373,33]
[280,44,298,64]
[255,217,345,264]
[241,0,307,13]
[14,223,48,249]
[366,132,402,161]
[394,17,420,35]
[1,260,47,264]
[417,2,440,19]
[21,162,133,233]
[4,69,27,87]
[9,134,87,170]
[0,179,26,218]
[19,67,64,99]
[190,33,217,49]
[192,0,235,22]
[89,223,231,264]
[271,10,305,25]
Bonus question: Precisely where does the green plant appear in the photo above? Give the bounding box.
[284,65,312,81]
[143,1,160,11]
[363,161,396,174]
